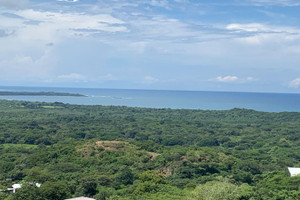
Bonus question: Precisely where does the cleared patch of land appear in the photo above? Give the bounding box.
[76,140,161,160]
[96,140,128,150]
[148,151,161,160]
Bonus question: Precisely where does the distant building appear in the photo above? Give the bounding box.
[7,182,41,193]
[65,197,96,200]
[12,184,22,193]
[288,167,300,177]
[6,184,22,193]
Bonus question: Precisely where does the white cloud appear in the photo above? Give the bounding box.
[2,7,300,58]
[0,0,300,90]
[211,76,254,83]
[0,7,129,83]
[226,23,268,32]
[0,9,128,44]
[224,23,300,54]
[215,76,239,83]
[289,78,300,88]
[0,52,55,80]
[226,23,300,36]
[57,73,86,81]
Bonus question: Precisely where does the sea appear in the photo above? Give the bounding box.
[0,86,300,112]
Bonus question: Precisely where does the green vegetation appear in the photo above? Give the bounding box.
[0,99,300,199]
[0,144,38,149]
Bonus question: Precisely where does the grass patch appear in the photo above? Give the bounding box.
[41,106,64,109]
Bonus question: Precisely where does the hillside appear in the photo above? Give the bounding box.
[1,100,300,200]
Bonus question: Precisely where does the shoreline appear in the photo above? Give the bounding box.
[0,91,86,97]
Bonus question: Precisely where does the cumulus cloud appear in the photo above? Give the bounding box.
[215,76,239,82]
[289,78,300,88]
[57,73,86,81]
[211,76,254,83]
[0,6,128,83]
[0,0,300,90]
[2,5,300,55]
[0,52,55,80]
[0,9,128,44]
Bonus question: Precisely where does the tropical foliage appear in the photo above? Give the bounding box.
[0,100,300,199]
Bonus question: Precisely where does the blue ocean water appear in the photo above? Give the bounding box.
[0,86,300,112]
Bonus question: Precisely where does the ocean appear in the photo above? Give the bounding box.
[0,86,300,112]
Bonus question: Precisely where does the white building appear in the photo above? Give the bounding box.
[12,184,22,193]
[6,184,22,193]
[7,182,41,193]
[288,167,300,177]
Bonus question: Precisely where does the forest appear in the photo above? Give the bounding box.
[1,99,300,200]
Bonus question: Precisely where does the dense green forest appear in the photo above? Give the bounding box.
[1,99,300,200]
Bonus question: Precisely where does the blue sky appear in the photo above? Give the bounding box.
[1,0,300,92]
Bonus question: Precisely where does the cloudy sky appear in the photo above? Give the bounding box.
[1,0,300,93]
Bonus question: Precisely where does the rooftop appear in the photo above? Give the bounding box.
[288,167,300,177]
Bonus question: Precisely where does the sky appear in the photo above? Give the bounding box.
[1,0,300,93]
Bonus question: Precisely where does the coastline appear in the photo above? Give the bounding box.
[0,91,86,97]
[0,86,300,112]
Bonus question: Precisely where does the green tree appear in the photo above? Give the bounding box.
[256,171,300,200]
[40,181,71,200]
[114,167,134,188]
[94,187,115,200]
[11,185,42,200]
[188,180,254,200]
[76,178,98,197]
